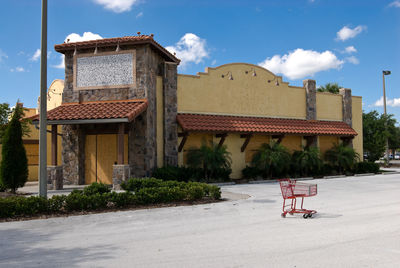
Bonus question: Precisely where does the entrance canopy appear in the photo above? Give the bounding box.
[177,113,357,137]
[31,99,148,125]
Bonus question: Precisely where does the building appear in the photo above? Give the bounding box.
[31,34,362,188]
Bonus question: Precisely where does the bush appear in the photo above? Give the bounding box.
[0,180,221,219]
[82,182,111,196]
[186,142,232,182]
[325,144,359,174]
[242,166,262,179]
[252,142,291,178]
[291,146,323,177]
[353,161,380,174]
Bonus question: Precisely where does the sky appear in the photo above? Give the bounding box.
[0,0,399,122]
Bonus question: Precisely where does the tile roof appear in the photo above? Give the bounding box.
[31,99,148,123]
[54,35,180,63]
[177,113,357,137]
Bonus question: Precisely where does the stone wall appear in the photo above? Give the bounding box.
[339,88,352,127]
[303,79,317,120]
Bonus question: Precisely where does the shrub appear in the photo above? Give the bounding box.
[325,144,359,174]
[0,104,28,193]
[186,142,232,182]
[121,178,164,192]
[242,166,262,179]
[292,146,323,177]
[48,195,67,213]
[82,182,111,196]
[353,161,380,174]
[251,142,291,178]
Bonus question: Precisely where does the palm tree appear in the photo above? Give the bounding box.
[324,144,359,174]
[292,146,322,177]
[186,142,232,182]
[252,142,291,178]
[317,82,341,94]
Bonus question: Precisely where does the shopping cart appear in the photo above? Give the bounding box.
[279,179,317,218]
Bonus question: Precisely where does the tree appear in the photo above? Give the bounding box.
[251,142,291,178]
[0,104,29,193]
[0,102,31,143]
[186,142,232,182]
[325,144,359,174]
[362,111,399,162]
[317,82,341,94]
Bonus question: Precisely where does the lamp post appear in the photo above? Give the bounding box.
[382,70,391,164]
[39,0,47,198]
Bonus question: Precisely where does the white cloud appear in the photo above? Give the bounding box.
[211,59,217,66]
[346,56,359,65]
[65,32,103,43]
[53,55,65,69]
[10,66,25,72]
[374,96,400,107]
[389,1,400,7]
[30,49,52,61]
[166,33,209,68]
[136,12,143,18]
[92,0,138,13]
[258,48,344,80]
[344,46,357,54]
[53,32,102,69]
[336,25,366,41]
[30,49,41,61]
[0,49,7,62]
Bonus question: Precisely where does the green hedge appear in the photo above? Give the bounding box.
[353,161,380,174]
[0,180,221,219]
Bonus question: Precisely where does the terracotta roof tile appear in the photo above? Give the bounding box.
[31,99,147,122]
[54,35,180,63]
[177,113,357,137]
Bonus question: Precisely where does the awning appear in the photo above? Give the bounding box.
[177,113,357,137]
[30,99,148,125]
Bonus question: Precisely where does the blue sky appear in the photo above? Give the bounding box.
[0,0,399,121]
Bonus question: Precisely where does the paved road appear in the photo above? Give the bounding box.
[1,174,400,267]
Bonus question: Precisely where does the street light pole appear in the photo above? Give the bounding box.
[382,70,391,164]
[39,0,47,198]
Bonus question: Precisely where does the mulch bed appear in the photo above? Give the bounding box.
[0,198,223,223]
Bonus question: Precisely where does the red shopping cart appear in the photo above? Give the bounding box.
[279,179,317,218]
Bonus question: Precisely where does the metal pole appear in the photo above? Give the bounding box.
[383,72,389,164]
[39,0,47,198]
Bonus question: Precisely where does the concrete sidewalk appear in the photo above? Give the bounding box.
[1,174,400,267]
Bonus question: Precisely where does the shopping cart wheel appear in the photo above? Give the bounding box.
[281,213,286,218]
[307,213,313,218]
[303,214,309,219]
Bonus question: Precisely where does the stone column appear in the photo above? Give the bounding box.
[163,63,178,166]
[112,165,130,190]
[339,88,352,127]
[339,88,353,148]
[47,166,63,190]
[62,125,85,184]
[303,79,318,147]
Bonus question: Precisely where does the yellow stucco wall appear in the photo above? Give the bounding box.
[245,135,270,163]
[316,92,343,121]
[156,76,164,167]
[319,136,339,156]
[281,136,303,153]
[46,79,64,110]
[352,96,363,159]
[177,63,306,119]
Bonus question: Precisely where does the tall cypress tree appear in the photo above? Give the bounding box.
[0,105,28,193]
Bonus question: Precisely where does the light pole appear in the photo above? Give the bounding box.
[382,70,391,164]
[39,0,47,198]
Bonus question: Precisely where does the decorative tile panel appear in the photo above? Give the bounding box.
[75,51,135,90]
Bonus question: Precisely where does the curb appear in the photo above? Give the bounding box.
[354,173,375,177]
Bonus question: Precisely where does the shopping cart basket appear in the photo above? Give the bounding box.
[279,179,317,218]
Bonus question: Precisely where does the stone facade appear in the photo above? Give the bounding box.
[112,165,130,190]
[61,125,85,185]
[47,165,63,190]
[339,88,352,127]
[303,79,317,120]
[163,63,178,166]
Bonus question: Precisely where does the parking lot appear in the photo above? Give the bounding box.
[1,173,400,267]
